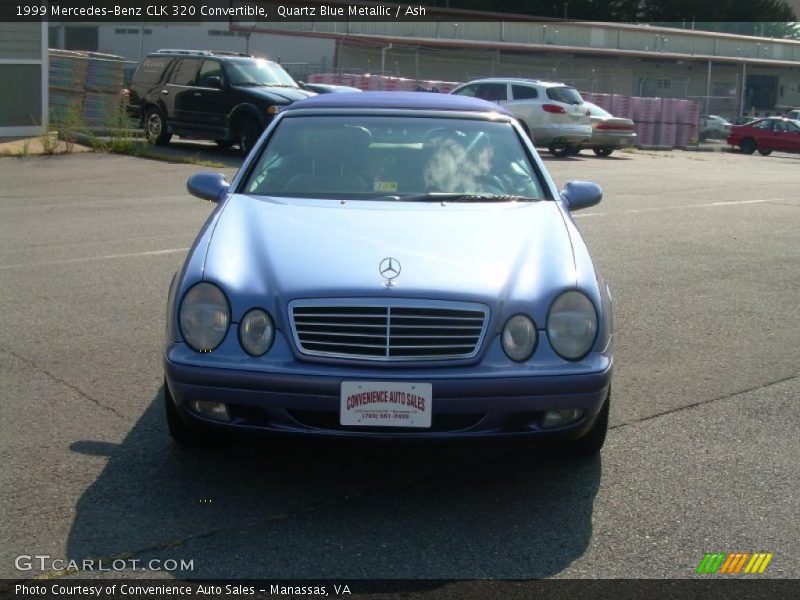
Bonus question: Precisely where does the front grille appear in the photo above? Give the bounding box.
[289,300,489,361]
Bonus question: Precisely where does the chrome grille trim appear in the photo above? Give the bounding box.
[289,299,489,361]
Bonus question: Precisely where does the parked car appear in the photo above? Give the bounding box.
[727,117,800,155]
[784,109,800,120]
[299,82,362,94]
[127,49,315,153]
[165,92,613,455]
[450,78,592,157]
[572,102,637,157]
[699,115,732,141]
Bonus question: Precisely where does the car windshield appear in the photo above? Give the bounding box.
[546,86,584,105]
[225,59,297,87]
[242,115,546,200]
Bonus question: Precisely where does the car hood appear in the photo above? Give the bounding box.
[203,196,577,321]
[235,85,315,103]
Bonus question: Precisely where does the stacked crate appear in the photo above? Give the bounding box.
[610,94,632,119]
[631,96,662,146]
[83,53,126,127]
[676,100,701,146]
[48,50,87,125]
[48,50,126,129]
[657,98,680,147]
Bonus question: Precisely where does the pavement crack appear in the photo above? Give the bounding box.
[609,373,799,431]
[0,346,127,422]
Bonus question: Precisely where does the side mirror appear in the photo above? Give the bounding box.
[187,172,230,203]
[561,181,603,212]
[206,76,222,89]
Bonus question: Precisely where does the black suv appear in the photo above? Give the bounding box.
[127,50,315,153]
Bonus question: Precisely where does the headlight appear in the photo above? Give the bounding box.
[239,309,275,356]
[179,282,230,352]
[502,315,537,362]
[547,291,598,361]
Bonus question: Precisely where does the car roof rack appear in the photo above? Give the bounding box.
[154,49,254,58]
[155,49,208,56]
[208,50,253,57]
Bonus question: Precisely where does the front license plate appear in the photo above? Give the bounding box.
[340,381,432,428]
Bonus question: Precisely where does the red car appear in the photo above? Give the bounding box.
[727,117,800,155]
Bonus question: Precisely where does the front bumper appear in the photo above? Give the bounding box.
[164,357,612,440]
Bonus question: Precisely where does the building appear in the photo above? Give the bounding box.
[50,18,800,118]
[0,22,48,137]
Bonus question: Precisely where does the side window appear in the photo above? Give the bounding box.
[511,85,538,100]
[453,84,478,97]
[133,56,170,85]
[753,120,773,130]
[475,83,508,102]
[785,121,800,133]
[196,60,224,88]
[772,120,787,133]
[169,58,202,86]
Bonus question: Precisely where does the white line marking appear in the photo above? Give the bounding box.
[574,198,775,218]
[0,247,189,271]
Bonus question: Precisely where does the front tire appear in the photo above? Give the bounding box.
[144,107,171,145]
[238,115,262,156]
[740,138,757,155]
[564,393,609,457]
[593,147,615,157]
[164,381,213,446]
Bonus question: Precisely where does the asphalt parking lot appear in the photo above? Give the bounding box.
[1,147,798,581]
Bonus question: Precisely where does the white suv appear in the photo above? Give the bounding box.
[450,78,592,157]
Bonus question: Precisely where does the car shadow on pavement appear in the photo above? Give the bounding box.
[67,387,601,579]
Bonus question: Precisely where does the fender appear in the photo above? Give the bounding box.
[229,103,267,132]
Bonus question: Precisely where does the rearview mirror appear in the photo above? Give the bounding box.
[187,172,229,202]
[561,181,603,212]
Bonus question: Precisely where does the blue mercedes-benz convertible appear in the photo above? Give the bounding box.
[164,92,613,455]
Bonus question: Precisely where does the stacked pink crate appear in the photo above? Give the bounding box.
[589,93,613,112]
[657,98,680,146]
[660,98,679,124]
[658,123,678,146]
[631,96,662,122]
[676,99,700,146]
[610,94,632,119]
[631,97,662,146]
[634,122,657,145]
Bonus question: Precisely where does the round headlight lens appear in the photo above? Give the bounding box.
[547,291,598,361]
[179,283,230,352]
[502,315,537,362]
[239,309,275,357]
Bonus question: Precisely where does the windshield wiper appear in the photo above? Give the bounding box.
[373,193,538,203]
